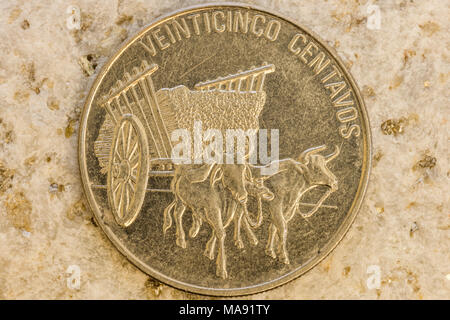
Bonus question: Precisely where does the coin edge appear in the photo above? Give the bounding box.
[77,1,373,297]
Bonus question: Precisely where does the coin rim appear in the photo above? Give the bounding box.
[78,2,372,297]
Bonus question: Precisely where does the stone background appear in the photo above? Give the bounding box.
[0,0,448,299]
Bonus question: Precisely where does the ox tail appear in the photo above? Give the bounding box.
[163,201,176,234]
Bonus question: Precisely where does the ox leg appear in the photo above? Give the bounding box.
[232,202,257,248]
[233,207,244,249]
[189,213,202,238]
[222,199,243,249]
[204,233,217,260]
[216,230,227,279]
[265,223,277,259]
[163,200,176,234]
[207,209,228,279]
[242,216,258,246]
[271,208,289,265]
[174,204,187,248]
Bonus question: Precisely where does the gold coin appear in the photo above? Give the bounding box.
[79,3,371,296]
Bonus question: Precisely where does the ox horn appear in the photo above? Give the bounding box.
[298,145,327,163]
[325,145,340,163]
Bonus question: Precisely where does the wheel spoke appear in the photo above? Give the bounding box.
[125,183,130,213]
[130,153,140,169]
[113,179,121,194]
[127,179,135,193]
[117,182,125,218]
[126,123,133,155]
[114,148,122,161]
[128,137,138,159]
[115,182,121,208]
[130,174,137,184]
[121,123,127,157]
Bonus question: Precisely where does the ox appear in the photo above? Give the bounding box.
[163,163,251,279]
[185,164,274,251]
[248,145,340,264]
[193,176,275,261]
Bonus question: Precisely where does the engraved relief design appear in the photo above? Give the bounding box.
[93,61,340,278]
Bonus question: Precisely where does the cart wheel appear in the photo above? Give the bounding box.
[107,114,149,227]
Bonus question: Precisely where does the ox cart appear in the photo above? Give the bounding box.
[93,60,275,227]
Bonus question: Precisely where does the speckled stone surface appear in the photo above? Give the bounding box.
[0,0,448,299]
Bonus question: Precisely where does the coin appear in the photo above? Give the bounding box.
[79,3,371,296]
